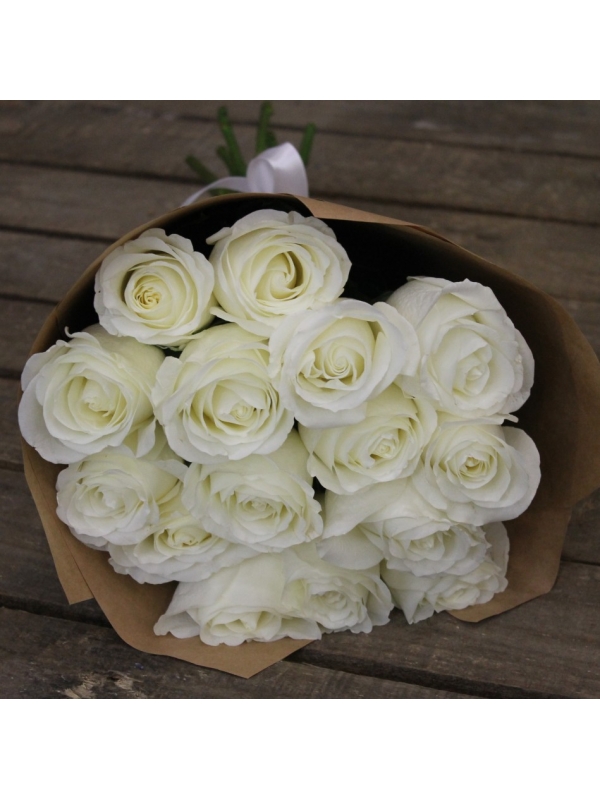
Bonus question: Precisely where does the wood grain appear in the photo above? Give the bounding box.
[2,104,600,223]
[7,99,600,157]
[0,608,469,699]
[296,560,600,698]
[0,230,105,302]
[0,297,55,375]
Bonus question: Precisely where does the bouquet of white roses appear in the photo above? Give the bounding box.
[19,194,600,678]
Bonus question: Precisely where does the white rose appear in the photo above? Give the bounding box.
[56,442,185,548]
[207,209,351,335]
[321,476,417,539]
[320,513,489,579]
[387,277,534,418]
[94,228,215,349]
[152,323,294,463]
[108,505,254,584]
[299,384,437,493]
[318,524,385,570]
[154,553,321,646]
[182,431,323,552]
[382,522,509,623]
[283,543,393,634]
[413,417,541,524]
[19,324,164,464]
[365,518,489,577]
[269,299,420,428]
[320,480,488,576]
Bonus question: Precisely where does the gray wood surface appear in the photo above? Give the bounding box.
[2,100,600,698]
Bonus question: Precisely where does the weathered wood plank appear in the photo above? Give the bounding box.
[3,165,600,306]
[0,468,105,624]
[10,100,600,158]
[0,378,22,465]
[297,560,600,698]
[0,297,55,375]
[2,105,600,224]
[2,464,600,696]
[0,608,468,699]
[0,163,187,240]
[563,489,600,565]
[0,230,106,302]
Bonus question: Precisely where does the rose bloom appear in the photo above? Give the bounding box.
[19,324,164,464]
[152,323,294,463]
[299,384,437,493]
[387,277,534,418]
[154,545,392,646]
[108,504,254,584]
[181,431,323,552]
[382,522,509,623]
[56,440,185,548]
[94,228,215,349]
[154,553,322,645]
[412,416,541,524]
[269,299,420,428]
[284,543,393,634]
[320,487,491,578]
[320,479,490,576]
[207,209,351,335]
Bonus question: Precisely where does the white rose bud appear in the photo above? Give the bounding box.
[19,325,164,464]
[269,299,420,428]
[154,553,321,646]
[413,417,541,525]
[152,323,294,463]
[181,431,323,552]
[55,441,185,548]
[283,543,393,634]
[108,504,254,584]
[94,228,215,349]
[299,384,437,493]
[382,522,509,623]
[207,209,351,335]
[387,277,534,418]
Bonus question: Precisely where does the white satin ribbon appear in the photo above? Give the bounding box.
[182,142,309,206]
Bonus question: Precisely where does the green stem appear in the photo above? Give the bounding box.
[217,106,247,176]
[265,129,277,149]
[216,144,236,175]
[256,101,273,154]
[299,123,316,166]
[185,155,217,184]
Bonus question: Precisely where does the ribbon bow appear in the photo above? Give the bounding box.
[182,143,309,207]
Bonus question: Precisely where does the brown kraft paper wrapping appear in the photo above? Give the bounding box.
[21,193,600,676]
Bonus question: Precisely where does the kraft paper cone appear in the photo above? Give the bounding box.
[21,193,600,676]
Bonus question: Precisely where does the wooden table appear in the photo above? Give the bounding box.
[1,100,599,699]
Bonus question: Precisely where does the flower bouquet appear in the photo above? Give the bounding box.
[20,192,600,678]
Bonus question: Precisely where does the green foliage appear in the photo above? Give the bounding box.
[185,102,317,193]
